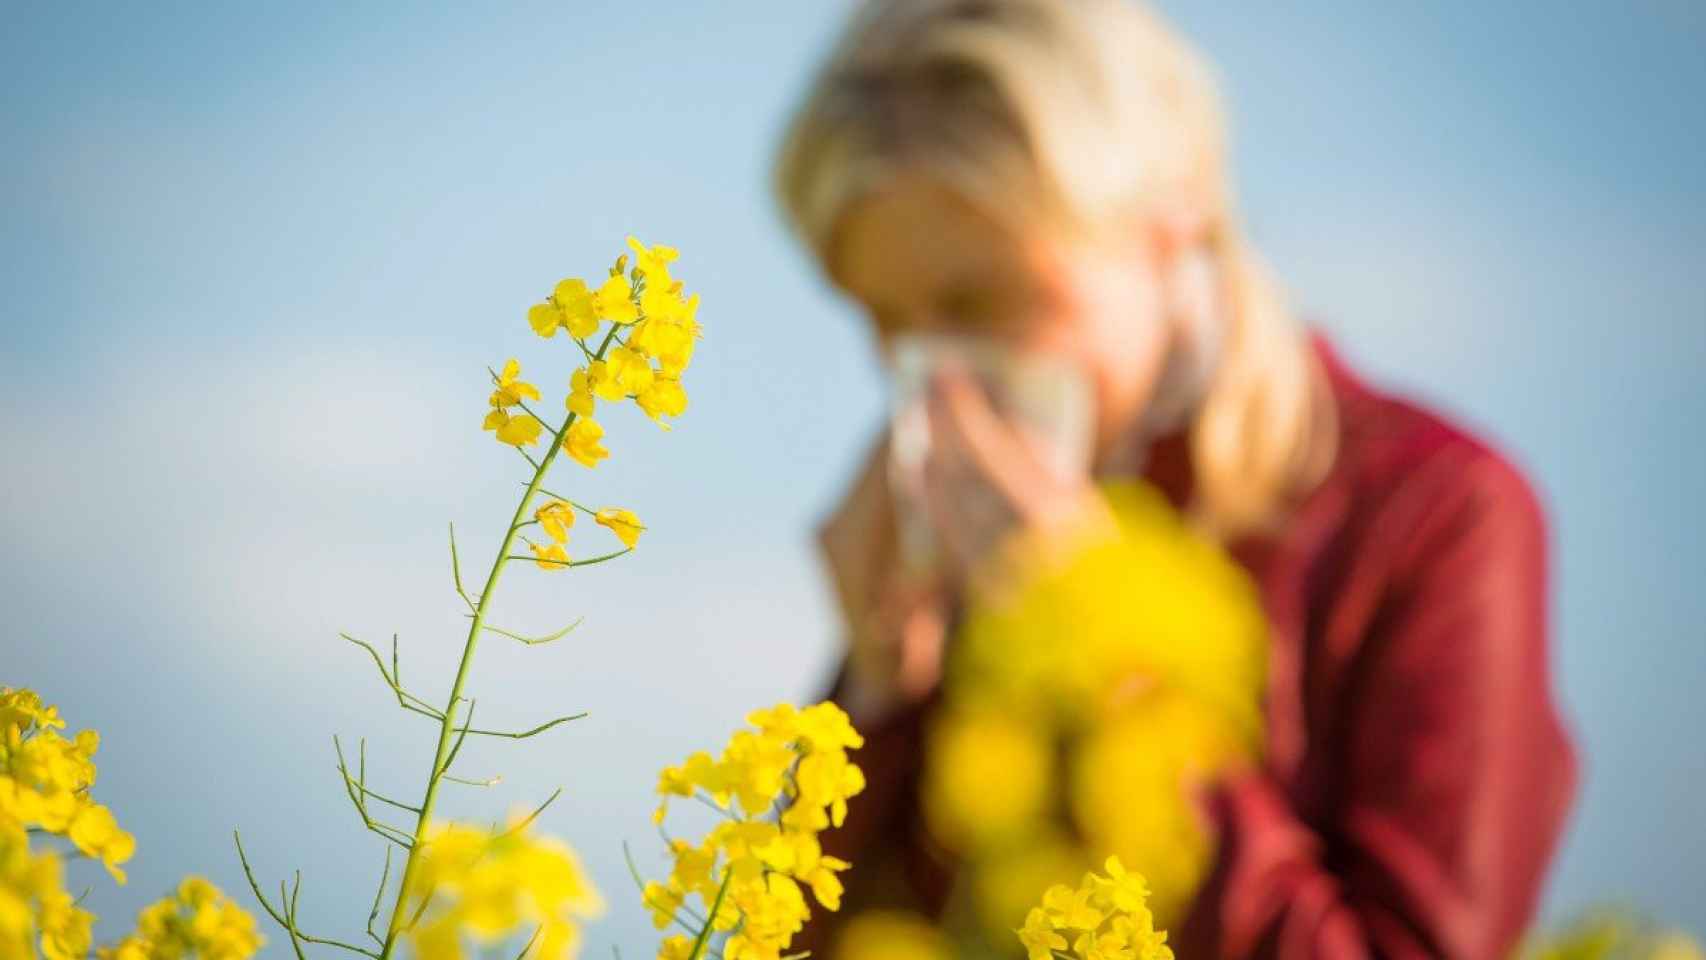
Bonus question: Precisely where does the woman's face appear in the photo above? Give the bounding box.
[828,172,1174,459]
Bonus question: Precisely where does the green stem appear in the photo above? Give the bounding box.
[378,325,621,958]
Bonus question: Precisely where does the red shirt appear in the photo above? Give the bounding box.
[809,336,1577,960]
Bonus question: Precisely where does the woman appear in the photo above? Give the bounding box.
[773,1,1577,958]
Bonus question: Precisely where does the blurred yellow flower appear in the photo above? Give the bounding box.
[595,508,643,549]
[405,818,603,960]
[921,479,1267,935]
[921,707,1051,852]
[100,876,263,960]
[833,911,952,960]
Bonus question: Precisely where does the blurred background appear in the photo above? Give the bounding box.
[2,0,1701,951]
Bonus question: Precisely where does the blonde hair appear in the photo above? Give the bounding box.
[774,0,1335,536]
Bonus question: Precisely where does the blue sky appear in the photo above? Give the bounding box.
[2,1,1702,952]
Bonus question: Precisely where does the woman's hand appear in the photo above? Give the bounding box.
[816,435,952,726]
[919,368,1118,591]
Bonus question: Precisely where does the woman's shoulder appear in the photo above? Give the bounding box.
[1307,334,1548,571]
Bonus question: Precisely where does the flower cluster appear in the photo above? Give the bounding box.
[404,818,604,960]
[917,480,1268,939]
[3,688,260,960]
[1015,858,1173,960]
[99,876,264,960]
[645,702,865,960]
[0,687,135,883]
[491,236,700,463]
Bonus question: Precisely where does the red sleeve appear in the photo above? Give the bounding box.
[1183,453,1577,960]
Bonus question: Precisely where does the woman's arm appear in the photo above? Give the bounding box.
[1183,452,1577,959]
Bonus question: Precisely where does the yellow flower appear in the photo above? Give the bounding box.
[1042,883,1102,931]
[404,819,603,960]
[1018,861,1172,960]
[99,876,264,960]
[494,412,545,447]
[832,911,952,960]
[635,377,688,427]
[485,359,545,446]
[536,500,576,544]
[593,274,639,325]
[645,702,864,960]
[530,541,570,571]
[566,368,597,418]
[595,508,643,549]
[0,688,65,734]
[574,360,626,402]
[553,278,601,339]
[658,934,695,960]
[1016,907,1067,960]
[1095,855,1149,913]
[65,804,134,884]
[921,707,1051,852]
[528,301,566,338]
[607,345,656,394]
[489,358,542,408]
[564,419,609,468]
[626,235,679,282]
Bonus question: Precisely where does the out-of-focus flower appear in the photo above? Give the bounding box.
[919,479,1268,937]
[832,911,952,960]
[405,818,603,960]
[0,687,136,883]
[99,876,263,960]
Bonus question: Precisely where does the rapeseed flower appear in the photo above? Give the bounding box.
[645,702,863,960]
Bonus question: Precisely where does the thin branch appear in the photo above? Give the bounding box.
[334,739,422,815]
[449,523,475,611]
[687,869,735,960]
[533,485,600,518]
[516,925,544,960]
[497,788,563,840]
[235,832,380,959]
[285,871,382,958]
[481,618,584,646]
[342,633,444,720]
[440,773,502,787]
[333,736,415,850]
[623,841,708,934]
[503,547,632,568]
[453,712,587,740]
[366,846,393,947]
[691,792,740,822]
